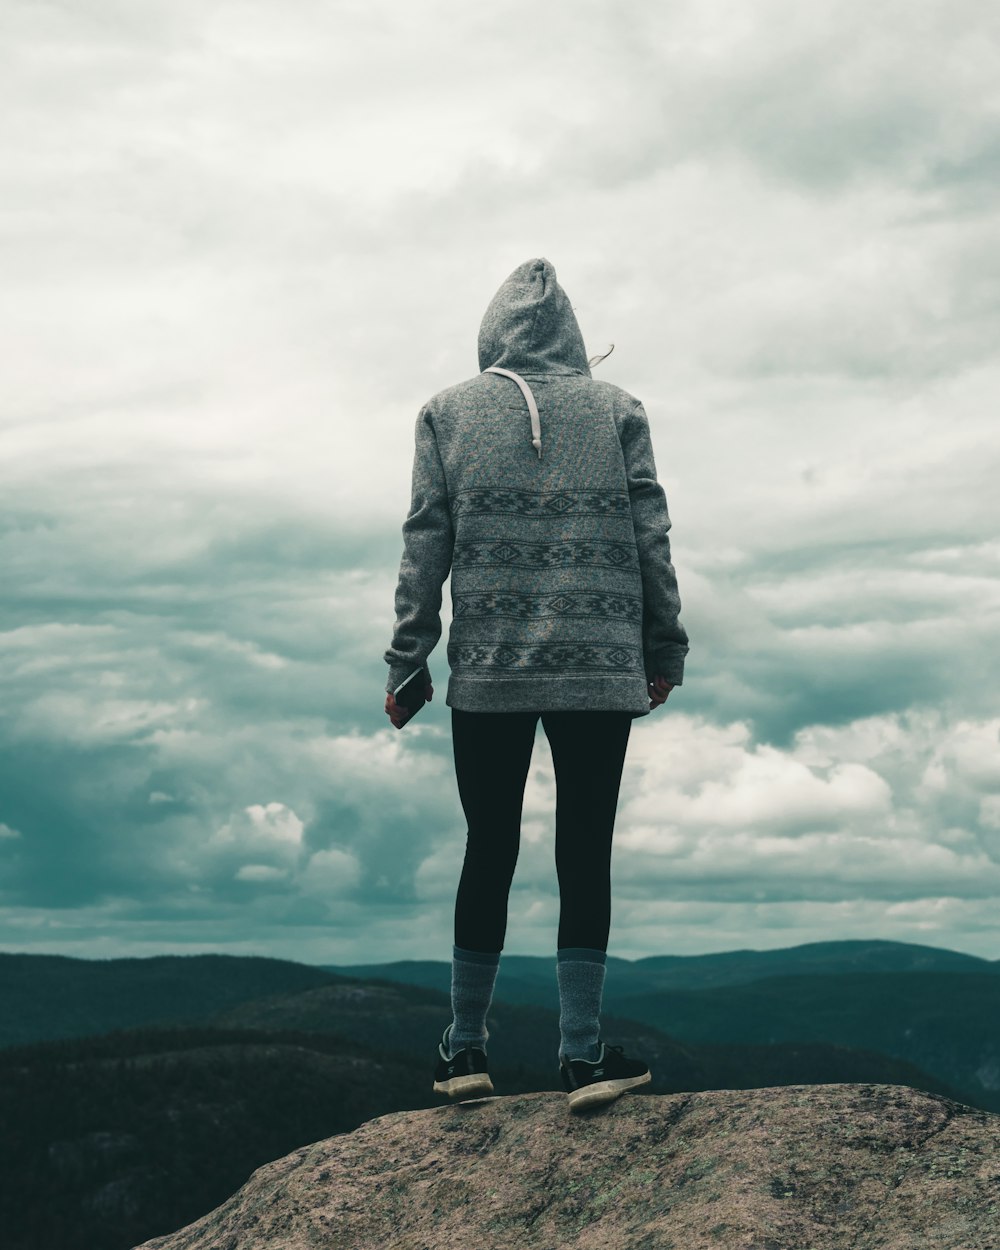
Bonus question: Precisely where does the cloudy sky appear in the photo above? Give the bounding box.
[2,0,998,967]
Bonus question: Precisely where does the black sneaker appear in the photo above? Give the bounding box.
[559,1039,652,1111]
[432,1023,494,1100]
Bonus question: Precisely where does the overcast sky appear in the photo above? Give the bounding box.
[1,0,998,967]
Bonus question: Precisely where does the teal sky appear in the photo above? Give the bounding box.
[1,0,998,965]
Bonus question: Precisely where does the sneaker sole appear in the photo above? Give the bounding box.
[566,1070,651,1111]
[433,1072,495,1098]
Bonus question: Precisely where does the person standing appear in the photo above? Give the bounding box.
[383,257,689,1111]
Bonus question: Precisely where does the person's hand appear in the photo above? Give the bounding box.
[385,681,433,729]
[648,675,673,710]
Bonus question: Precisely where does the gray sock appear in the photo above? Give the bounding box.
[447,945,501,1056]
[557,946,606,1063]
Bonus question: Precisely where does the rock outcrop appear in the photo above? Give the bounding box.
[134,1083,1000,1250]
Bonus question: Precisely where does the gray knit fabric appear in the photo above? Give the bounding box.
[557,950,606,1063]
[384,257,689,715]
[447,946,500,1055]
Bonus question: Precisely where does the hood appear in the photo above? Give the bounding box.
[478,258,592,377]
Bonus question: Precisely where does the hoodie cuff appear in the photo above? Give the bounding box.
[645,648,687,687]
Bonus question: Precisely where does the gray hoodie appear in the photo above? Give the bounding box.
[384,257,689,717]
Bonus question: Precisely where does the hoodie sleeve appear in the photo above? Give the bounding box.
[384,406,454,695]
[621,400,690,686]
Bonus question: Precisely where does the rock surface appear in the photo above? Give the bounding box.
[133,1083,1000,1250]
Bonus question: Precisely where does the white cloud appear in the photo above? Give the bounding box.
[16,691,191,745]
[214,802,304,848]
[300,726,452,791]
[298,847,362,898]
[609,710,1000,898]
[246,801,303,842]
[173,631,289,669]
[927,720,1000,789]
[234,863,288,882]
[980,796,1000,831]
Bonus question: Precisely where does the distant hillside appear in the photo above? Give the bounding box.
[314,940,1000,1112]
[0,1024,428,1250]
[0,952,343,1049]
[609,970,1000,1111]
[206,978,961,1105]
[2,938,992,1051]
[321,938,999,1006]
[618,936,999,986]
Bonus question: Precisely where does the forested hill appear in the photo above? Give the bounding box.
[0,951,343,1048]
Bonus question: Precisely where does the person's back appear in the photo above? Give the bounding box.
[384,257,690,1113]
[384,256,689,716]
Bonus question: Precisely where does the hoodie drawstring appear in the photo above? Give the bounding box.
[483,366,542,459]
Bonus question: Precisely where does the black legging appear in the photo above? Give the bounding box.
[451,707,634,954]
